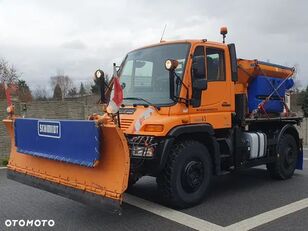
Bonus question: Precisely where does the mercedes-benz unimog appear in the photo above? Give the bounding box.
[4,27,303,210]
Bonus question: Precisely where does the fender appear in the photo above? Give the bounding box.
[276,124,299,151]
[158,124,221,175]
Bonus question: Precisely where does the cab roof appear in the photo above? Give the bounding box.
[129,39,227,53]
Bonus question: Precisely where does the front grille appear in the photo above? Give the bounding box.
[119,118,134,131]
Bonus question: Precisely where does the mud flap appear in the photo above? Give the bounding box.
[296,142,304,170]
[4,119,130,208]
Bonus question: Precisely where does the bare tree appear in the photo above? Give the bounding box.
[84,80,93,95]
[0,58,19,84]
[50,74,73,98]
[33,86,48,101]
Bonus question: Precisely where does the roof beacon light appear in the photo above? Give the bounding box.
[220,26,228,44]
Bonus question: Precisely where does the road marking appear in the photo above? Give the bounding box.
[124,194,224,231]
[0,167,7,169]
[226,198,308,231]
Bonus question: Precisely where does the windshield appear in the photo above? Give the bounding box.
[119,43,190,105]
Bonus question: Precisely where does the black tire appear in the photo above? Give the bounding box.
[267,134,298,180]
[156,140,212,208]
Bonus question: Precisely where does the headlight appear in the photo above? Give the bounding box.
[131,146,154,157]
[128,136,158,158]
[165,59,178,71]
[94,69,104,79]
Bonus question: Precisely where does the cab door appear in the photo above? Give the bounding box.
[202,46,232,112]
[190,44,233,129]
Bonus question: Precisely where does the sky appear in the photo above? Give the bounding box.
[0,0,307,92]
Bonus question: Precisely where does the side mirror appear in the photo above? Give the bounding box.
[192,56,205,79]
[191,56,207,108]
[193,79,207,90]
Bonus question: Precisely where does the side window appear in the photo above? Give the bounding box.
[192,46,205,79]
[206,48,225,81]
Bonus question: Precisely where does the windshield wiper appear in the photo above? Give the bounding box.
[123,97,154,108]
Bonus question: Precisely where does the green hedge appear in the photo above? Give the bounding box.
[1,157,8,166]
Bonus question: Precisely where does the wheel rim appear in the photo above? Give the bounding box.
[181,160,204,193]
[283,145,296,168]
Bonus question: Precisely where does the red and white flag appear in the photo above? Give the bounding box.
[107,67,123,114]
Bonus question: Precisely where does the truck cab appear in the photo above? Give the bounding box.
[118,40,235,132]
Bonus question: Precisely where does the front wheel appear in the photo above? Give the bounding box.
[156,140,212,208]
[267,134,298,180]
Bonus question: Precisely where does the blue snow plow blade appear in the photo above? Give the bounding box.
[14,118,100,167]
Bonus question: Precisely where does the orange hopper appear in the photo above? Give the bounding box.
[237,59,294,85]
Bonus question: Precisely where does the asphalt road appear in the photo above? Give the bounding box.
[0,152,307,231]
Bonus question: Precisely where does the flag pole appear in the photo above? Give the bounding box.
[113,63,121,128]
[3,81,14,117]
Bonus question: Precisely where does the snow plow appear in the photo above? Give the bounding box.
[4,118,130,210]
[3,27,303,209]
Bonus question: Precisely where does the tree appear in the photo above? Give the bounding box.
[53,84,62,100]
[68,87,77,97]
[83,80,92,94]
[299,86,308,117]
[0,58,20,100]
[17,79,32,102]
[50,74,73,98]
[0,58,32,102]
[33,86,48,101]
[0,58,19,84]
[79,83,86,96]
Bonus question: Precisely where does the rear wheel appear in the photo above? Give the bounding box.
[267,134,298,180]
[157,140,212,208]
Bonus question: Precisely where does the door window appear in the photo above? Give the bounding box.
[206,48,225,81]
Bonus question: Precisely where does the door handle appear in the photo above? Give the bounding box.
[221,102,231,107]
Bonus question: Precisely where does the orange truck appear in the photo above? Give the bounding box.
[4,27,303,210]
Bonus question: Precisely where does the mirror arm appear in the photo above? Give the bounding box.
[168,71,190,106]
[174,72,190,106]
[169,71,176,101]
[174,72,189,92]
